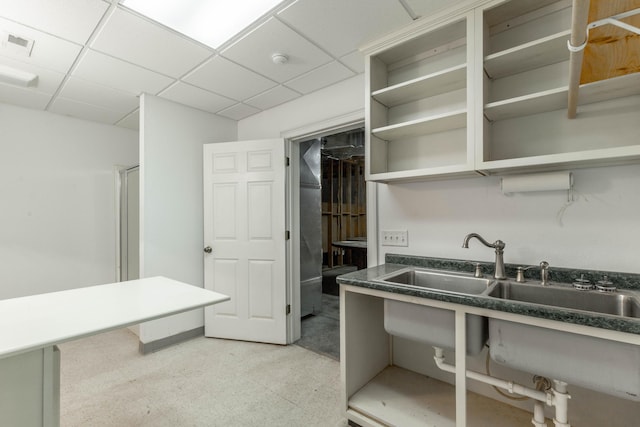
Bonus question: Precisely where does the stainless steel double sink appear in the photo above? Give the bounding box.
[376,267,640,401]
[378,267,640,318]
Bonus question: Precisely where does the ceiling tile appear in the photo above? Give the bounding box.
[183,55,276,101]
[73,49,174,95]
[0,17,82,73]
[339,50,365,74]
[277,0,413,57]
[222,17,332,83]
[58,77,139,112]
[285,61,354,94]
[49,96,128,124]
[0,56,65,94]
[217,103,260,121]
[0,0,108,44]
[159,82,236,114]
[116,109,140,131]
[245,85,300,110]
[0,82,51,109]
[404,0,454,20]
[91,8,213,78]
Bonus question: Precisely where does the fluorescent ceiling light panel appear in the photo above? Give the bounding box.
[122,0,285,48]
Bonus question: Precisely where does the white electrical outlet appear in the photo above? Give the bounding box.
[381,230,408,247]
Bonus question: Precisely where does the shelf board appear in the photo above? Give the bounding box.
[372,64,466,107]
[349,366,538,427]
[578,72,640,106]
[484,30,571,79]
[485,72,640,122]
[372,110,466,140]
[368,164,479,183]
[485,0,562,27]
[478,144,640,175]
[484,87,567,121]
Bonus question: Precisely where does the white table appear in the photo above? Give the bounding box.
[0,277,229,427]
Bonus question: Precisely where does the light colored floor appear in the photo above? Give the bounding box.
[59,328,347,427]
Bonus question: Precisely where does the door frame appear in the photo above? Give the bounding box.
[281,110,377,344]
[114,164,139,282]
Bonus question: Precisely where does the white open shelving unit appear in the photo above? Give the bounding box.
[477,0,640,174]
[363,0,640,182]
[364,12,477,182]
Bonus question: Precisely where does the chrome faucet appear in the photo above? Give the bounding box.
[462,233,506,280]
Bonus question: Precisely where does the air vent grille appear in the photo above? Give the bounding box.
[1,32,34,56]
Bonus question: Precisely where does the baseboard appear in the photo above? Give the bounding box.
[138,327,204,354]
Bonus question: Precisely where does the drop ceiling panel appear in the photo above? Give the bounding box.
[0,0,109,44]
[58,77,139,112]
[117,109,139,130]
[286,61,355,94]
[0,56,65,94]
[339,50,365,74]
[277,0,413,57]
[91,8,213,78]
[49,96,129,124]
[0,82,50,109]
[222,17,332,83]
[245,85,300,110]
[159,82,236,114]
[183,55,276,101]
[403,0,454,19]
[0,17,83,73]
[73,49,174,95]
[217,103,260,121]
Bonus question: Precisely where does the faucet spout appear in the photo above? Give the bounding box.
[462,233,506,280]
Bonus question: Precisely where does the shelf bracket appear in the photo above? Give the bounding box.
[568,8,640,54]
[587,7,640,37]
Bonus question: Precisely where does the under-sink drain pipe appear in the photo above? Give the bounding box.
[432,347,570,427]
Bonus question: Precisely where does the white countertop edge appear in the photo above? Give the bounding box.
[0,276,230,359]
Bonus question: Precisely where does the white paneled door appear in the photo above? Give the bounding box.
[203,140,287,344]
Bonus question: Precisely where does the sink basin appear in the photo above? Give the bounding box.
[378,268,493,295]
[379,268,490,355]
[487,282,640,401]
[487,281,640,318]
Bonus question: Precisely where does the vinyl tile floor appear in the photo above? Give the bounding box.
[296,294,340,360]
[59,328,347,427]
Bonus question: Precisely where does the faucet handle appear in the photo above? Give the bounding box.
[466,262,484,278]
[515,266,533,283]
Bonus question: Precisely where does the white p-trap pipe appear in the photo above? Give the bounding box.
[432,347,573,426]
[433,347,550,403]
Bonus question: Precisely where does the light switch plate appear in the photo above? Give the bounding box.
[381,230,408,247]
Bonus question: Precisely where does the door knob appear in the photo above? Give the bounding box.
[204,246,213,254]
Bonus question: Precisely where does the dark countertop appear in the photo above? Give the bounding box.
[336,255,640,336]
[332,240,367,249]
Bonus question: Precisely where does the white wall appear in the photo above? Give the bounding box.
[0,103,138,299]
[377,165,640,274]
[238,74,364,139]
[139,94,236,344]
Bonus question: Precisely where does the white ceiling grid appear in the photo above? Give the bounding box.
[0,0,454,130]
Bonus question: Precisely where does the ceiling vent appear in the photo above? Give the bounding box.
[1,31,34,57]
